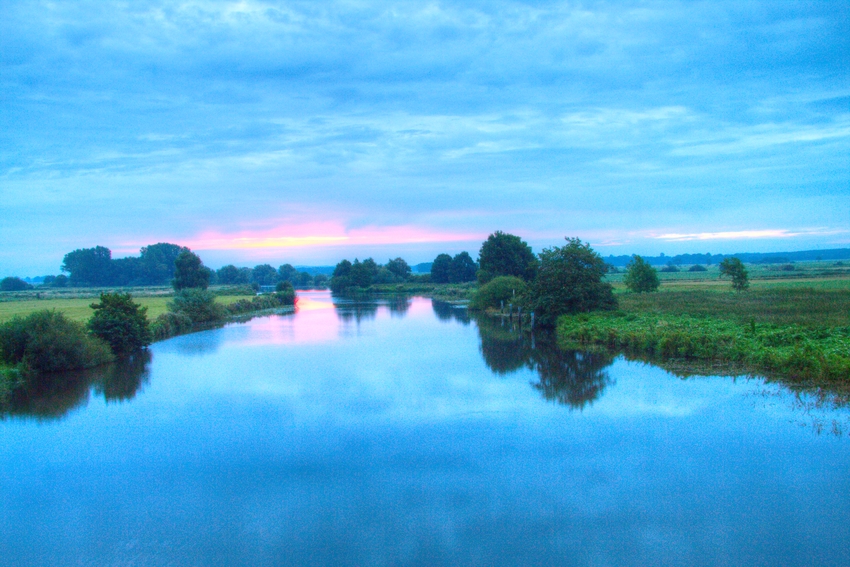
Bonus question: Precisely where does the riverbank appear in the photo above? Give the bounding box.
[556,285,850,394]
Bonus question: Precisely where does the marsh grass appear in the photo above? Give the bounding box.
[557,285,850,393]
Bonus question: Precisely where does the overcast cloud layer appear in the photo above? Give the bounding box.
[1,0,848,274]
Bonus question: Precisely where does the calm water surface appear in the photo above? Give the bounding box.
[2,291,849,566]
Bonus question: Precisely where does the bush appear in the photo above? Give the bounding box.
[529,238,617,326]
[1,277,32,291]
[87,292,152,354]
[688,265,707,272]
[0,310,113,374]
[659,264,680,273]
[469,276,528,310]
[149,312,193,341]
[624,255,659,293]
[168,288,226,323]
[720,257,749,291]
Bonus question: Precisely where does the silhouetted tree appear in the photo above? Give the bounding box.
[431,254,453,283]
[62,246,113,286]
[448,252,478,283]
[172,250,210,290]
[478,231,537,283]
[530,237,617,326]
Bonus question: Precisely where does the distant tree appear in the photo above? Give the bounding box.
[295,271,313,287]
[62,246,113,286]
[719,257,749,291]
[688,264,707,272]
[659,263,680,273]
[251,264,279,286]
[1,277,33,291]
[350,258,377,287]
[329,259,353,292]
[52,274,68,288]
[529,238,617,326]
[385,257,411,281]
[448,252,478,283]
[313,274,328,288]
[216,265,242,285]
[278,264,298,283]
[172,250,211,290]
[623,256,659,293]
[42,275,56,286]
[139,243,188,285]
[478,231,537,283]
[87,292,152,354]
[431,254,453,283]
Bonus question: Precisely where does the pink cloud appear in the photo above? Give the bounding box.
[180,222,484,251]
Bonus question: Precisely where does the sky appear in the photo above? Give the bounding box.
[1,0,848,276]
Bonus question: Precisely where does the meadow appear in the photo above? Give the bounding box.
[559,264,850,394]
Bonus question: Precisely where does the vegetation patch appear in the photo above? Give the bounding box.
[557,288,850,392]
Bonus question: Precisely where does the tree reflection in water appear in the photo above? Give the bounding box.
[474,313,614,410]
[1,351,151,421]
[385,295,412,317]
[432,300,471,325]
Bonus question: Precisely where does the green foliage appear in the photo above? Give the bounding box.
[252,264,279,286]
[62,246,113,286]
[1,277,32,291]
[168,288,224,323]
[469,276,528,310]
[431,253,453,283]
[138,243,189,285]
[216,264,245,285]
[478,231,537,283]
[688,264,708,272]
[172,250,211,290]
[529,237,617,326]
[0,310,113,374]
[87,292,152,354]
[557,311,850,388]
[149,312,193,341]
[720,257,749,291]
[624,255,659,293]
[385,257,411,280]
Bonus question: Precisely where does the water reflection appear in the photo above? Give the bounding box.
[432,300,471,325]
[0,351,151,421]
[474,314,614,410]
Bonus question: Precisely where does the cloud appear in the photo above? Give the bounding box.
[652,228,848,243]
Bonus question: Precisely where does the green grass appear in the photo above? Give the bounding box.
[556,285,850,393]
[0,294,257,324]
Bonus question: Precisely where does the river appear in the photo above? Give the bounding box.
[2,290,849,566]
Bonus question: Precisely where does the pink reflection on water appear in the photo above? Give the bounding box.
[235,291,430,346]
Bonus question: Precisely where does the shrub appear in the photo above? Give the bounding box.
[659,264,680,273]
[0,310,113,374]
[87,292,152,354]
[470,276,528,310]
[624,256,659,293]
[149,312,193,340]
[168,288,226,323]
[688,265,707,272]
[1,277,32,291]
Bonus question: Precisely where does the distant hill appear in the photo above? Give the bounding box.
[603,248,850,267]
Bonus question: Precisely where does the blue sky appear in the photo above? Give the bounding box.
[2,0,848,275]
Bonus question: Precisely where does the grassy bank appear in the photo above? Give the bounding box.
[556,286,850,392]
[358,281,476,301]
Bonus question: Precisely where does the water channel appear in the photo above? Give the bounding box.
[2,291,849,566]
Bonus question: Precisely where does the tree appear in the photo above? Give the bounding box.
[61,246,113,286]
[529,237,617,326]
[720,257,749,291]
[216,265,243,285]
[624,255,659,293]
[251,264,279,286]
[478,231,537,283]
[469,276,528,310]
[1,277,32,291]
[448,252,478,283]
[385,257,411,281]
[278,264,298,283]
[168,288,223,323]
[139,243,188,285]
[329,259,353,292]
[87,292,152,354]
[431,254,453,283]
[172,250,210,290]
[350,258,377,287]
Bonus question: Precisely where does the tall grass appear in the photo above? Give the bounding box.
[556,286,850,392]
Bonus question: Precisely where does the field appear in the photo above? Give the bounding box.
[559,264,850,394]
[0,287,255,324]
